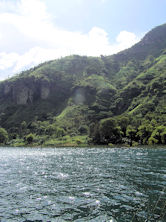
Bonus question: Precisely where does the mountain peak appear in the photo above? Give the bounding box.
[142,23,166,44]
[112,23,166,63]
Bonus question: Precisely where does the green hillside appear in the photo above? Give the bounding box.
[0,23,166,147]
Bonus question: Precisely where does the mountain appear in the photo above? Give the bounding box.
[0,23,166,146]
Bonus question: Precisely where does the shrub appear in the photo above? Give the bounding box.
[0,128,8,144]
[149,126,166,144]
[78,125,88,135]
[26,133,35,144]
[99,118,122,144]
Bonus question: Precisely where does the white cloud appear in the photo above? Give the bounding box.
[0,0,140,80]
[117,31,138,45]
[0,52,19,70]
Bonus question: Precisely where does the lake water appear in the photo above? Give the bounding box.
[0,147,166,222]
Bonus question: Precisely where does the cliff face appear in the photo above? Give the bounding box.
[1,78,39,105]
[0,77,71,107]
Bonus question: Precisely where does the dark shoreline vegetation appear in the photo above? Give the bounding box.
[0,23,166,147]
[1,145,166,149]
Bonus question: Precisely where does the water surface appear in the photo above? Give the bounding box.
[0,147,166,221]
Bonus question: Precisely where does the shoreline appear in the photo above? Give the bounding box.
[0,144,166,149]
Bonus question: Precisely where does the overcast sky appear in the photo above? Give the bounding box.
[0,0,166,80]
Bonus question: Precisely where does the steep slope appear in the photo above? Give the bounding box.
[0,56,109,126]
[0,23,166,146]
[113,23,166,62]
[102,23,166,86]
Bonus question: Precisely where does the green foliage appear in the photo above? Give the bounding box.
[99,118,122,144]
[126,125,137,146]
[90,118,122,145]
[26,133,35,144]
[0,128,8,144]
[78,125,88,135]
[148,136,158,145]
[117,116,129,136]
[148,126,166,145]
[137,123,154,144]
[44,135,88,147]
[77,74,116,91]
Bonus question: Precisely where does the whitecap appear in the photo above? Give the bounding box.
[69,196,75,201]
[58,172,69,179]
[83,192,91,197]
[95,200,100,205]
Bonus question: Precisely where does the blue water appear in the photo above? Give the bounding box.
[0,147,166,222]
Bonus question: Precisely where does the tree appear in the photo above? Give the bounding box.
[117,116,129,137]
[0,128,8,144]
[26,133,35,144]
[45,123,57,136]
[148,126,166,145]
[55,127,65,137]
[78,125,88,135]
[20,121,27,137]
[99,118,122,144]
[137,123,153,144]
[89,122,101,144]
[126,125,137,146]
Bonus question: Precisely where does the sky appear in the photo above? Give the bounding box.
[0,0,166,80]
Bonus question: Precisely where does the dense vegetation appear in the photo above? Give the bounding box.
[0,23,166,147]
